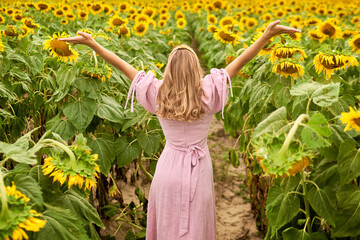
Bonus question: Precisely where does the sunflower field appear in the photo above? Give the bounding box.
[0,0,360,239]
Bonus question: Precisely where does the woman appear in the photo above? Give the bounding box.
[60,20,300,239]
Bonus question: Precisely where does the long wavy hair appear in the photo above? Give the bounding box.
[157,45,206,121]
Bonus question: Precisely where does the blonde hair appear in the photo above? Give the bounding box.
[157,45,206,121]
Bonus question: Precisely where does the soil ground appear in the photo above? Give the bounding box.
[100,116,262,240]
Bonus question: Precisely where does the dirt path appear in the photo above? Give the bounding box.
[101,116,261,239]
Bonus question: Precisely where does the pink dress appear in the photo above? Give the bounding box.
[125,68,232,240]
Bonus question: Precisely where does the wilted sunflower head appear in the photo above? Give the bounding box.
[308,29,326,42]
[348,34,360,54]
[272,60,304,79]
[43,32,79,63]
[313,52,359,79]
[340,106,360,132]
[270,46,307,63]
[82,65,112,82]
[3,25,20,37]
[341,30,356,39]
[22,18,39,28]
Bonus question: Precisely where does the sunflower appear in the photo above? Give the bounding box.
[53,8,65,17]
[133,22,148,36]
[64,13,75,21]
[313,52,359,79]
[260,13,272,22]
[319,20,339,39]
[225,55,236,64]
[246,17,258,29]
[158,20,167,28]
[61,4,70,12]
[176,18,186,29]
[219,16,235,28]
[116,25,130,37]
[107,15,128,28]
[3,25,20,37]
[60,19,68,25]
[12,13,23,22]
[275,9,286,18]
[102,4,112,16]
[160,13,170,21]
[175,10,185,19]
[207,24,218,33]
[43,153,99,191]
[351,16,360,25]
[128,7,137,15]
[35,2,50,12]
[21,18,39,29]
[341,30,356,39]
[0,14,4,24]
[142,7,156,18]
[340,106,360,132]
[156,62,164,69]
[43,32,79,63]
[1,182,46,240]
[77,10,89,21]
[336,11,346,19]
[168,40,181,47]
[317,7,326,16]
[349,34,360,54]
[270,46,307,63]
[159,29,171,35]
[214,28,239,46]
[5,8,14,16]
[135,14,150,23]
[90,3,102,15]
[272,60,304,79]
[118,2,130,12]
[82,65,112,82]
[308,29,326,42]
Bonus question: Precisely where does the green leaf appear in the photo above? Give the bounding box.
[13,174,44,207]
[252,107,287,138]
[63,97,97,131]
[137,132,160,156]
[51,189,104,228]
[96,95,124,123]
[266,184,300,229]
[57,65,77,91]
[332,185,360,237]
[0,142,36,164]
[273,82,291,108]
[35,205,90,240]
[312,83,339,107]
[307,185,335,226]
[282,228,311,240]
[46,115,77,141]
[115,137,141,167]
[301,113,332,148]
[135,187,146,203]
[229,149,239,168]
[239,131,247,153]
[337,139,360,186]
[290,82,321,98]
[72,76,101,100]
[88,136,115,176]
[309,232,328,240]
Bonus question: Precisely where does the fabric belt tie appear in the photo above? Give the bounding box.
[167,144,206,237]
[124,71,145,112]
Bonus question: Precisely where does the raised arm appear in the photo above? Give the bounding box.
[225,20,301,80]
[59,31,138,81]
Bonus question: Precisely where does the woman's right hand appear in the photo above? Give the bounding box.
[58,31,95,47]
[264,20,301,38]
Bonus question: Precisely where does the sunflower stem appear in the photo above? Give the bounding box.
[137,151,153,181]
[93,50,98,71]
[306,98,312,115]
[301,169,312,234]
[278,114,309,157]
[0,170,9,222]
[43,139,77,168]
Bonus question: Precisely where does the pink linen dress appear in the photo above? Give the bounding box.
[125,68,232,240]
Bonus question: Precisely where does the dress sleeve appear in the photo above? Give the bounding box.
[202,68,233,118]
[124,70,159,114]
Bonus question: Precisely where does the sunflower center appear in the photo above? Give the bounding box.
[50,39,73,56]
[275,51,293,58]
[38,3,48,10]
[222,19,233,25]
[92,4,101,11]
[353,118,360,127]
[25,20,35,28]
[321,23,335,36]
[5,29,18,36]
[321,56,345,69]
[145,10,153,17]
[219,31,235,41]
[277,64,299,73]
[120,4,126,10]
[137,25,145,33]
[354,38,360,48]
[214,1,222,8]
[81,13,86,17]
[310,33,322,39]
[15,15,22,20]
[56,10,63,15]
[112,18,125,26]
[248,21,255,27]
